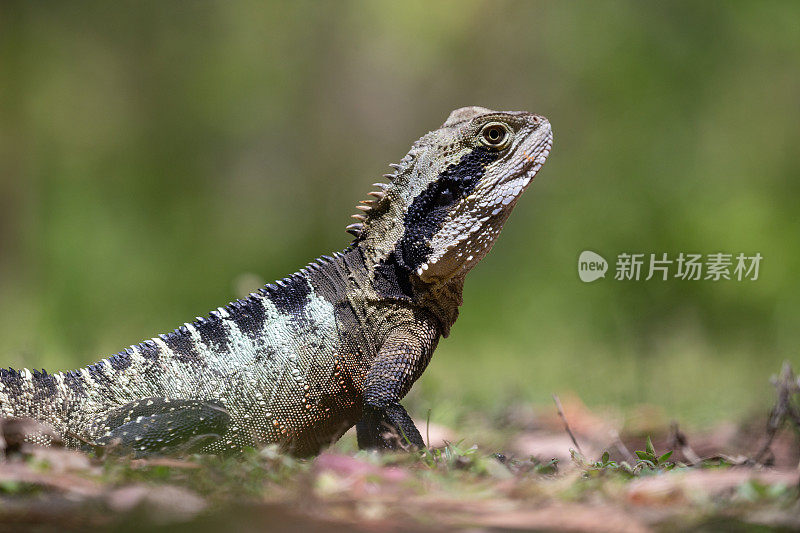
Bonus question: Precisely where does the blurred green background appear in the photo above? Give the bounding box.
[1,1,798,426]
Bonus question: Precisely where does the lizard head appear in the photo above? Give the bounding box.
[350,106,553,287]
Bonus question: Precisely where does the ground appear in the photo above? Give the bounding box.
[0,376,798,533]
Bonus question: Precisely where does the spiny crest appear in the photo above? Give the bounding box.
[344,167,397,238]
[344,141,428,239]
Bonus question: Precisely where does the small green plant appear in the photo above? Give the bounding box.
[594,451,614,469]
[532,457,559,475]
[633,436,674,472]
[580,436,676,478]
[575,449,633,478]
[420,440,479,470]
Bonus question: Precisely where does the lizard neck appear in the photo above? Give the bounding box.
[355,241,463,337]
[413,276,464,337]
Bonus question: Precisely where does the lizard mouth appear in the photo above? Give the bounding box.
[524,124,553,182]
[495,118,553,203]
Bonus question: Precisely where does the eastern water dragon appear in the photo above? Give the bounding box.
[0,107,553,456]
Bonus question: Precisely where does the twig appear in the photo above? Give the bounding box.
[611,430,637,464]
[552,394,583,456]
[65,430,110,459]
[754,362,800,465]
[669,421,702,465]
[425,408,432,450]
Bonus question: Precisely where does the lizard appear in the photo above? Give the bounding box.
[0,106,553,457]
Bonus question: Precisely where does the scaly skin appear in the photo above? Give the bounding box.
[0,107,553,456]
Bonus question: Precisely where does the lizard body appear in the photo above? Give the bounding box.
[0,107,553,456]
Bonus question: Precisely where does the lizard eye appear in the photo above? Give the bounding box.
[479,122,511,149]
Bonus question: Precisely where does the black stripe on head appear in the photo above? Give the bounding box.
[227,296,268,340]
[397,146,499,270]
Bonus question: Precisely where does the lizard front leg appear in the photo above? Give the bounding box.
[356,322,439,451]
